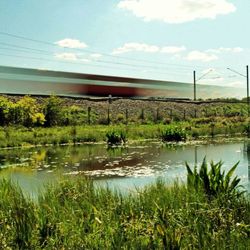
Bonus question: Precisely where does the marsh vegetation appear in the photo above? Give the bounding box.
[0,160,249,249]
[0,95,249,148]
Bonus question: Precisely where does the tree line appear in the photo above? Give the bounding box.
[0,95,84,127]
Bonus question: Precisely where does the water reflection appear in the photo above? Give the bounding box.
[0,140,249,195]
[195,145,198,166]
[244,140,250,181]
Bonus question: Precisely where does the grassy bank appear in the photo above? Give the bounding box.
[0,176,249,249]
[0,95,249,148]
[0,117,248,148]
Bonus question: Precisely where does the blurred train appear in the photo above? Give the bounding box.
[0,65,245,99]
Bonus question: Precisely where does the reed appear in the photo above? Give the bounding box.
[0,163,249,249]
[0,118,248,149]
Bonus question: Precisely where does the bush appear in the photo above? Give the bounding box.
[44,96,63,127]
[193,117,216,125]
[162,117,171,125]
[186,158,244,200]
[0,96,11,125]
[116,113,126,123]
[106,131,126,145]
[161,126,187,142]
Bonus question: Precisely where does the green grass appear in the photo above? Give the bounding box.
[0,175,249,249]
[161,126,187,142]
[0,95,249,148]
[0,115,248,149]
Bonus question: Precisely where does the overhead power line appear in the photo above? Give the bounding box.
[0,42,54,55]
[1,31,241,81]
[0,52,192,78]
[0,42,191,73]
[0,46,192,77]
[0,40,204,80]
[0,31,206,70]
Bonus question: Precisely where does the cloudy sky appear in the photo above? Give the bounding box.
[0,0,249,90]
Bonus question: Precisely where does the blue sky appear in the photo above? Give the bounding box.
[0,0,249,89]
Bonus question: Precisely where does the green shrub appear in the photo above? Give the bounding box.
[106,131,126,145]
[191,130,199,139]
[193,117,216,125]
[44,96,63,127]
[0,176,249,248]
[186,158,244,200]
[98,116,109,125]
[161,126,187,142]
[116,113,126,123]
[244,123,250,135]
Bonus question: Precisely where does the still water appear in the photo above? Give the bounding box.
[0,140,249,196]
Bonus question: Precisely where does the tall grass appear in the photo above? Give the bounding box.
[186,158,245,200]
[0,166,249,249]
[0,117,248,149]
[161,126,187,142]
[106,130,127,145]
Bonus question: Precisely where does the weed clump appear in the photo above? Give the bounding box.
[186,158,244,200]
[106,131,126,145]
[161,126,187,142]
[0,160,249,249]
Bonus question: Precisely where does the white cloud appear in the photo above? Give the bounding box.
[185,50,218,62]
[118,0,236,24]
[55,53,78,61]
[112,42,159,54]
[112,43,186,55]
[227,81,244,87]
[80,58,90,62]
[207,47,243,53]
[219,47,243,53]
[90,53,103,59]
[55,38,87,49]
[161,46,186,54]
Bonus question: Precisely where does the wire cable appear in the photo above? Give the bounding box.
[0,31,208,70]
[0,52,191,79]
[0,44,193,76]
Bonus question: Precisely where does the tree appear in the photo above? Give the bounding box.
[17,96,40,127]
[0,96,12,126]
[44,96,63,127]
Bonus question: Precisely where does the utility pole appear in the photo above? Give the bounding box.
[227,66,249,118]
[247,65,249,117]
[193,69,213,101]
[193,70,196,101]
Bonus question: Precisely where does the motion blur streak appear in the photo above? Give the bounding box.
[0,65,245,99]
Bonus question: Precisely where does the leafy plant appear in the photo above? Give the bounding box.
[161,126,187,142]
[106,131,126,145]
[44,96,63,127]
[186,158,244,199]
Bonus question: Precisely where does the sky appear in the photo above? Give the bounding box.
[0,0,249,93]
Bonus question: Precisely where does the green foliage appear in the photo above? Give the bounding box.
[0,178,249,249]
[0,96,45,127]
[161,126,187,142]
[62,105,87,126]
[0,180,38,249]
[44,96,63,127]
[0,96,11,125]
[0,94,248,148]
[17,96,44,127]
[244,122,250,135]
[32,112,46,126]
[115,113,126,123]
[186,158,244,199]
[106,130,127,145]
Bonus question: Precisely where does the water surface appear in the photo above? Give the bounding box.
[0,140,249,196]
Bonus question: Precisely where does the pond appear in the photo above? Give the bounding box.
[0,139,249,197]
